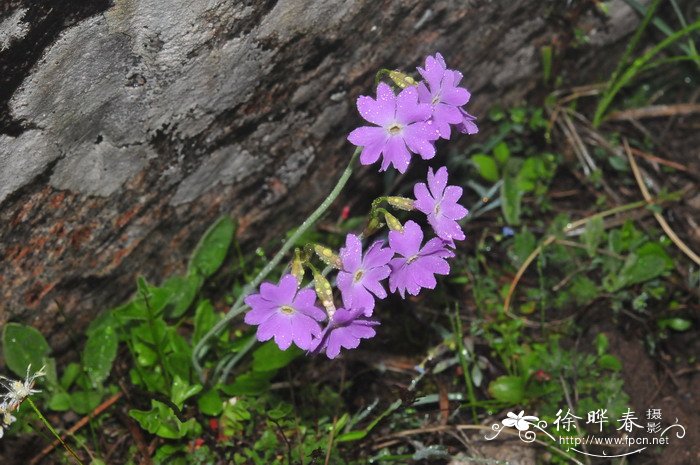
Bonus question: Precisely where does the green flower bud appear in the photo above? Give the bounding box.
[313,244,341,269]
[388,70,417,89]
[386,196,415,211]
[291,249,305,282]
[313,270,335,315]
[383,211,403,232]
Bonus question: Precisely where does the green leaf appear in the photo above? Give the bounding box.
[2,323,51,377]
[171,375,202,409]
[335,430,368,442]
[658,318,692,332]
[582,215,604,257]
[493,142,511,166]
[162,275,202,318]
[267,403,293,420]
[70,390,103,415]
[509,229,536,267]
[83,325,118,386]
[129,400,200,439]
[198,389,224,416]
[597,354,622,371]
[471,154,499,182]
[607,242,672,291]
[488,375,525,404]
[595,333,609,356]
[188,216,236,278]
[222,370,275,396]
[48,392,72,411]
[252,341,301,372]
[60,363,82,390]
[193,300,219,345]
[570,275,598,305]
[501,175,522,225]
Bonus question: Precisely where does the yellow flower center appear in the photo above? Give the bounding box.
[387,123,403,135]
[353,270,364,283]
[280,305,295,315]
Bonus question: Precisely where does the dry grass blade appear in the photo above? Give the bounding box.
[624,138,700,266]
[608,103,700,121]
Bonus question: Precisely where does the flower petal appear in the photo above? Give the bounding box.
[381,136,411,173]
[388,220,423,258]
[340,233,362,272]
[347,126,387,147]
[428,166,448,199]
[396,87,431,123]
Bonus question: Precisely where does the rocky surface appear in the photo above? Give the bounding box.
[0,0,645,350]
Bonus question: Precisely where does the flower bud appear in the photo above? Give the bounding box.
[383,211,404,232]
[313,270,336,315]
[386,196,415,211]
[291,249,305,282]
[364,215,383,236]
[388,70,417,89]
[313,244,341,269]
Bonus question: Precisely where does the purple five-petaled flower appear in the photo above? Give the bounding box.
[417,53,478,139]
[413,166,468,243]
[348,82,439,173]
[244,274,327,351]
[310,307,379,359]
[336,234,393,316]
[388,220,454,298]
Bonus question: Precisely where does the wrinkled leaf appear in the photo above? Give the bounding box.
[129,400,200,439]
[607,242,672,291]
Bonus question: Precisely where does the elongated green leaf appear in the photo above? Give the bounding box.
[501,175,522,225]
[83,325,118,386]
[188,216,236,278]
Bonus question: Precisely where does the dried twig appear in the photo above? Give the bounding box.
[29,392,123,465]
[608,103,700,121]
[624,139,700,266]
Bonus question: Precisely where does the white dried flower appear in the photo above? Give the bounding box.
[0,364,45,410]
[0,401,17,439]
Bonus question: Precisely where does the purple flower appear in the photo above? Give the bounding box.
[244,274,327,351]
[347,82,439,173]
[416,53,478,139]
[336,234,393,316]
[388,220,454,298]
[456,108,479,135]
[413,166,468,242]
[311,307,379,359]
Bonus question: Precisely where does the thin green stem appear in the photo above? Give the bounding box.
[192,147,361,380]
[216,335,257,384]
[452,310,478,423]
[27,397,84,465]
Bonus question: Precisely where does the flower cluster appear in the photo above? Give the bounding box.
[0,365,45,438]
[244,53,475,358]
[348,53,477,173]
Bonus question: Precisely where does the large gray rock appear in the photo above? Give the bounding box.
[0,0,644,349]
